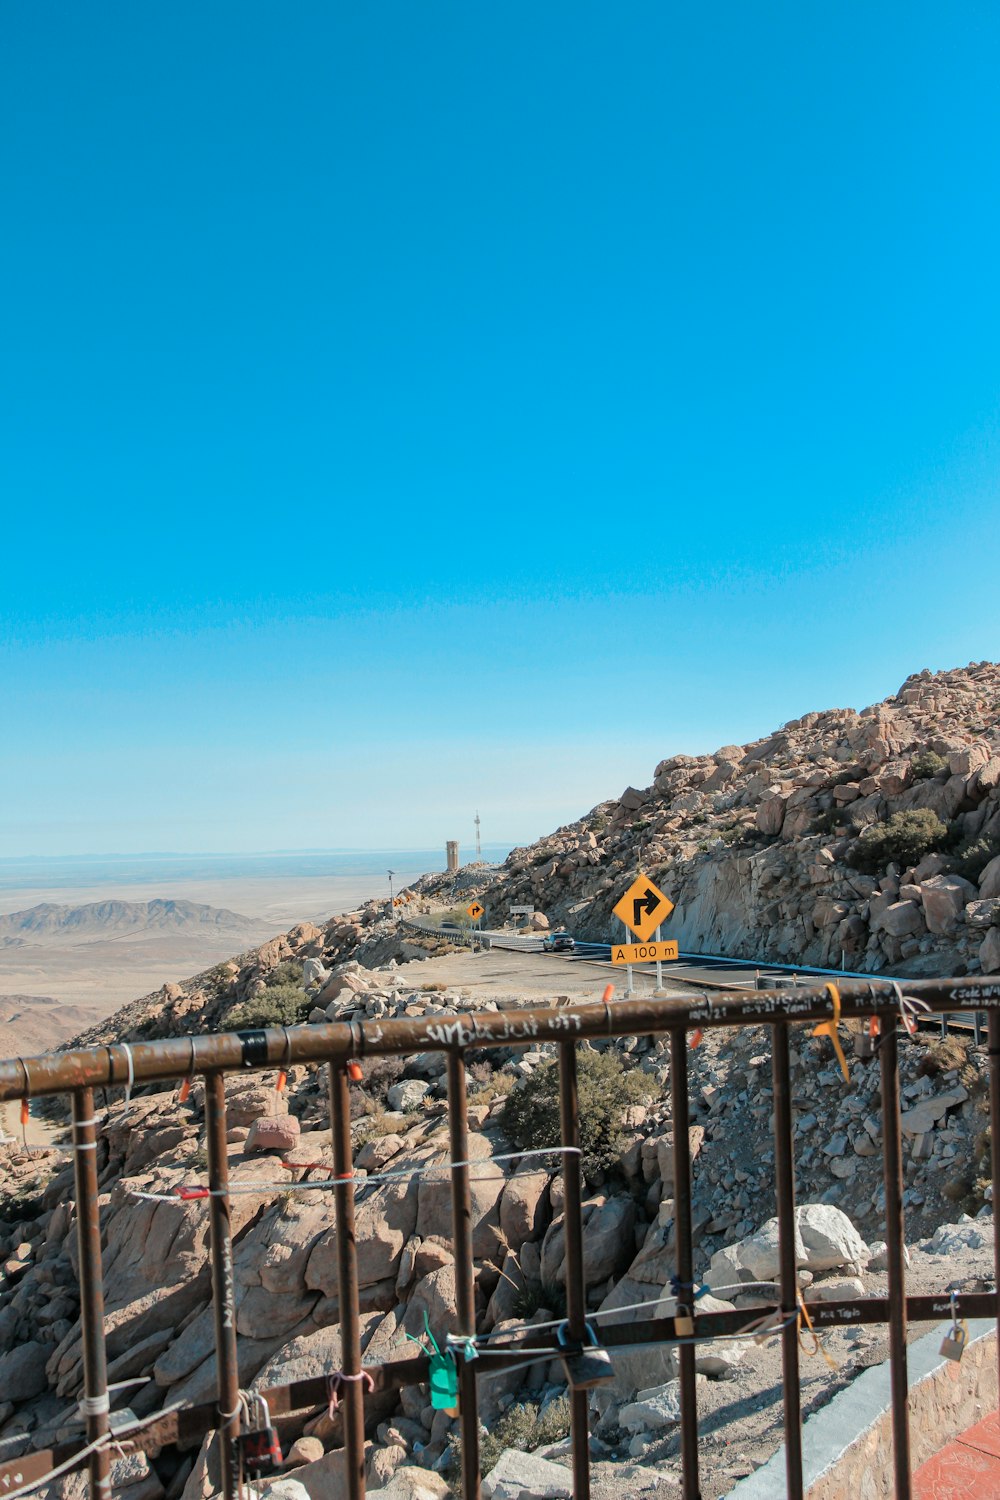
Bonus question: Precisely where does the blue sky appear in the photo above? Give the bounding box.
[3,2,999,856]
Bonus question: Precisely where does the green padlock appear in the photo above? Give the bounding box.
[429,1351,460,1413]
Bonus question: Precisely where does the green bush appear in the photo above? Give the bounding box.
[224,982,307,1030]
[450,1397,571,1492]
[952,830,1000,884]
[848,809,949,875]
[502,1048,653,1176]
[911,750,949,781]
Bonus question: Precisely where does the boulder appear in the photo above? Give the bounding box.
[416,1139,505,1261]
[981,856,1000,901]
[403,1265,459,1338]
[620,1379,686,1433]
[226,1087,282,1128]
[707,1205,867,1285]
[286,1438,326,1467]
[246,1115,301,1154]
[949,744,990,777]
[756,795,786,836]
[499,1170,549,1247]
[981,927,1000,975]
[0,1339,49,1400]
[541,1195,635,1288]
[387,1080,430,1113]
[260,1483,312,1500]
[899,1086,968,1137]
[965,899,1000,929]
[873,900,925,938]
[796,1205,870,1270]
[306,1177,419,1292]
[656,1127,705,1195]
[483,1450,572,1499]
[918,875,977,934]
[370,1472,451,1500]
[975,757,1000,795]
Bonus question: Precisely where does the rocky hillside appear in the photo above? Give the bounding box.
[465,660,1000,977]
[2,659,999,1500]
[1,946,995,1500]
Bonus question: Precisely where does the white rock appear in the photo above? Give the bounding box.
[259,1482,311,1500]
[387,1080,431,1112]
[483,1449,572,1499]
[796,1205,870,1271]
[808,1276,865,1301]
[867,1241,911,1271]
[924,1218,995,1256]
[899,1087,968,1137]
[619,1379,685,1432]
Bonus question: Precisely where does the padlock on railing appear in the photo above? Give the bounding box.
[940,1324,967,1362]
[556,1321,615,1390]
[940,1292,968,1363]
[239,1395,283,1475]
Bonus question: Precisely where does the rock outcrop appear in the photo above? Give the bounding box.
[463,660,1000,978]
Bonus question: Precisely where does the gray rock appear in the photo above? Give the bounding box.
[387,1080,431,1112]
[483,1449,572,1499]
[0,1339,50,1400]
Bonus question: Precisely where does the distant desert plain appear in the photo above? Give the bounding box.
[0,850,470,1063]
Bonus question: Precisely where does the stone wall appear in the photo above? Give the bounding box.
[728,1319,998,1499]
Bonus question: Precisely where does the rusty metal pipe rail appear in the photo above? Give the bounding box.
[3,976,999,1102]
[5,1290,999,1496]
[2,973,999,1500]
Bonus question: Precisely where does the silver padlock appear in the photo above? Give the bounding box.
[939,1324,967,1363]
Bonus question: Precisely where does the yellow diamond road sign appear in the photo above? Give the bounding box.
[466,901,485,921]
[613,874,674,942]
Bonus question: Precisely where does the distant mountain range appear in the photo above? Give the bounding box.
[0,898,259,941]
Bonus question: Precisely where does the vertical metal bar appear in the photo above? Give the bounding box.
[328,1062,365,1500]
[669,1028,701,1500]
[988,1011,1000,1422]
[558,1041,591,1500]
[71,1087,111,1500]
[446,1050,480,1500]
[205,1071,241,1500]
[771,1022,803,1500]
[880,1018,911,1496]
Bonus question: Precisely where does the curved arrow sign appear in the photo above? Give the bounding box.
[612,874,674,942]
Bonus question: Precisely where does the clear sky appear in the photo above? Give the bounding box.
[3,3,999,857]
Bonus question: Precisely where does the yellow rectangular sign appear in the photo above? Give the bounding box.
[466,901,485,921]
[610,940,679,965]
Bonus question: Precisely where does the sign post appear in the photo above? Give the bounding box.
[611,875,676,995]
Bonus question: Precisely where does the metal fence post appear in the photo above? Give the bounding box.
[71,1087,111,1500]
[771,1022,803,1499]
[559,1041,591,1500]
[328,1062,366,1500]
[669,1027,701,1500]
[446,1050,480,1500]
[988,1011,1000,1429]
[205,1071,242,1500]
[879,1017,911,1496]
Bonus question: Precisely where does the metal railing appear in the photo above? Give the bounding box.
[1,976,1000,1500]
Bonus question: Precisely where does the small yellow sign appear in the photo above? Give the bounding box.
[466,901,485,921]
[611,940,679,965]
[612,874,674,941]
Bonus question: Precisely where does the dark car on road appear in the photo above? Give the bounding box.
[542,932,575,953]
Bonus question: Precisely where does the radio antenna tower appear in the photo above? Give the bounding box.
[475,810,482,860]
